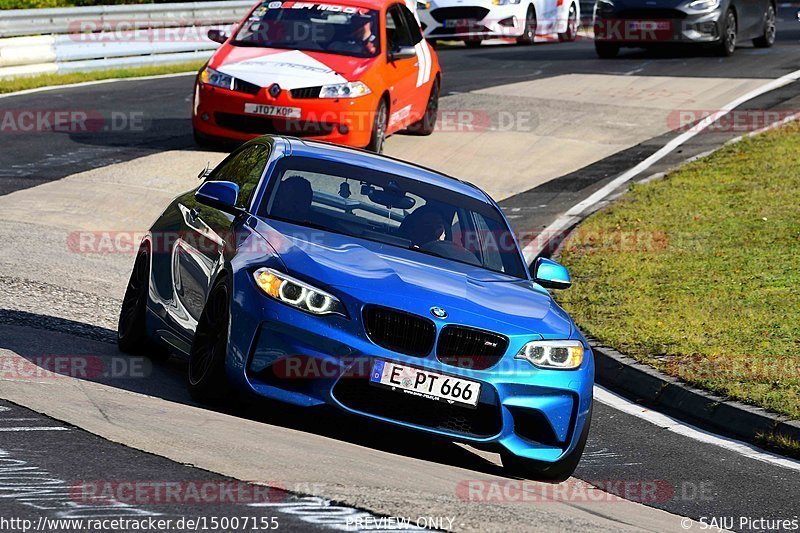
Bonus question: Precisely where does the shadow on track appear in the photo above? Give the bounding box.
[0,309,507,478]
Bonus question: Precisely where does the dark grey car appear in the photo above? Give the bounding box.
[592,0,776,57]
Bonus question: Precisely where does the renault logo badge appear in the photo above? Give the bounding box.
[269,83,281,98]
[430,307,447,319]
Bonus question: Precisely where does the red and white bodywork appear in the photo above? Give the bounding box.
[193,0,441,148]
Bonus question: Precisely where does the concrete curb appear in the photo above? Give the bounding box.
[590,340,800,446]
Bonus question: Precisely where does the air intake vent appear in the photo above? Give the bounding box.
[436,325,509,370]
[290,86,322,99]
[233,78,261,95]
[363,306,435,357]
[430,6,490,22]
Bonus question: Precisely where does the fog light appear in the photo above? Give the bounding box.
[201,112,210,122]
[697,21,718,35]
[338,124,349,134]
[499,16,516,27]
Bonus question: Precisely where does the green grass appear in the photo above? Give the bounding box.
[556,124,800,420]
[0,61,205,95]
[755,432,800,459]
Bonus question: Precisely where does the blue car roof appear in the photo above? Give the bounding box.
[283,137,493,205]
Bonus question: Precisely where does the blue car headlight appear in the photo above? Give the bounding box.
[254,268,347,317]
[199,67,234,90]
[515,340,584,370]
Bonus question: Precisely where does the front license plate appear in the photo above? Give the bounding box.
[444,18,476,28]
[244,103,301,119]
[370,360,481,408]
[627,20,671,31]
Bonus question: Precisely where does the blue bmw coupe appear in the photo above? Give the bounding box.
[118,135,594,480]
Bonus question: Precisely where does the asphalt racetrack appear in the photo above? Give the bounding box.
[1,7,799,532]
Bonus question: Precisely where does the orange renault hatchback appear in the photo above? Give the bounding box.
[193,0,442,152]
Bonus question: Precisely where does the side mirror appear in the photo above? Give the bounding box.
[532,257,571,290]
[207,28,229,44]
[390,45,417,62]
[195,181,241,215]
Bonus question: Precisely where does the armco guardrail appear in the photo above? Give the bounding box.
[0,1,253,78]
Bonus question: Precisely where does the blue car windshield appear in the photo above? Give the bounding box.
[259,156,527,279]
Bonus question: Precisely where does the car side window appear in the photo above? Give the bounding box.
[386,5,414,52]
[208,144,270,209]
[399,4,423,45]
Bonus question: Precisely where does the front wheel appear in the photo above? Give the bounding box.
[118,247,150,353]
[594,41,619,58]
[193,127,215,148]
[713,9,737,56]
[558,3,578,42]
[752,4,776,48]
[366,99,388,153]
[187,278,233,403]
[517,6,537,45]
[501,403,592,482]
[405,79,440,136]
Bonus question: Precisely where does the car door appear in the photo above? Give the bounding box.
[736,0,764,37]
[385,3,421,131]
[400,2,434,123]
[174,143,270,326]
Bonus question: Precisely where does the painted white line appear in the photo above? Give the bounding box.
[594,385,800,473]
[0,71,196,100]
[0,427,69,432]
[522,67,800,262]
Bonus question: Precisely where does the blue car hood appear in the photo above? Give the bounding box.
[254,219,573,337]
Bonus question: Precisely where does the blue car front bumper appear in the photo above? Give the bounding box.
[226,269,594,464]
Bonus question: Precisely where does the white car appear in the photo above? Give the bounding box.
[416,0,579,46]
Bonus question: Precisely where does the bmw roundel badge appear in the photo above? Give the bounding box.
[430,306,447,319]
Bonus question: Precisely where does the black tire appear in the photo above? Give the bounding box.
[594,41,619,58]
[753,4,776,48]
[516,6,537,45]
[558,3,578,42]
[404,78,440,136]
[118,247,150,353]
[193,127,215,148]
[118,246,170,359]
[501,402,592,482]
[463,38,483,48]
[366,98,388,153]
[713,9,737,56]
[187,278,233,403]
